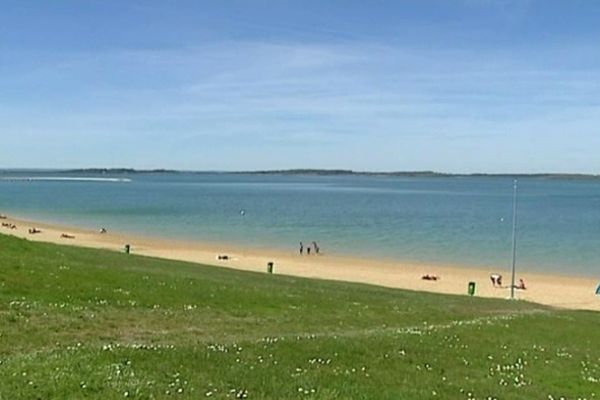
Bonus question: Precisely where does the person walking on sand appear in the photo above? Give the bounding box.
[299,242,304,255]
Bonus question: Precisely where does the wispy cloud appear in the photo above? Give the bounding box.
[3,32,600,171]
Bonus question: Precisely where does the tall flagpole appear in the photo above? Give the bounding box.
[510,179,518,300]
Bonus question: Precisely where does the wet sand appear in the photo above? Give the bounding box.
[1,215,598,311]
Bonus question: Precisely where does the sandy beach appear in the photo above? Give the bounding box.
[1,214,598,312]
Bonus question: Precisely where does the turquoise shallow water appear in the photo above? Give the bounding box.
[1,171,599,277]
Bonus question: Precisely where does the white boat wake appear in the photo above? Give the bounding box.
[0,177,132,183]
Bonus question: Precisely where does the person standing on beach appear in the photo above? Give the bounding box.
[307,246,311,255]
[312,241,319,255]
[299,242,304,255]
[490,273,502,287]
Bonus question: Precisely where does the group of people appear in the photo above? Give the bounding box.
[0,211,108,241]
[1,222,17,229]
[0,217,105,239]
[299,241,320,255]
[28,226,76,239]
[0,214,15,229]
[490,273,526,290]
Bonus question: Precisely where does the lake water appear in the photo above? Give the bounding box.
[1,171,599,276]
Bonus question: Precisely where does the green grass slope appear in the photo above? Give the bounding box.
[0,234,598,399]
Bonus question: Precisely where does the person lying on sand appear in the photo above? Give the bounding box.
[421,274,440,281]
[0,214,7,219]
[28,227,42,234]
[60,233,75,239]
[1,222,10,227]
[516,278,526,290]
[217,254,230,260]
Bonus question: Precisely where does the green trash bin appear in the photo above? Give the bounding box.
[468,281,476,296]
[124,244,130,254]
[267,262,274,274]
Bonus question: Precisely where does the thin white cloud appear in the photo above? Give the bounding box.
[2,37,600,171]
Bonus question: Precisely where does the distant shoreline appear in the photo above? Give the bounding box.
[1,168,600,180]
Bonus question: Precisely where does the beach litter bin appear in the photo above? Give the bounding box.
[468,281,476,296]
[267,262,274,274]
[124,244,130,254]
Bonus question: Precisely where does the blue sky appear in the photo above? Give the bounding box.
[2,0,600,172]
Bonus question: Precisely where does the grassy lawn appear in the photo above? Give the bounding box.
[0,233,598,399]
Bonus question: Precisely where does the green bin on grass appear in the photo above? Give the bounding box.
[468,281,476,296]
[267,262,274,274]
[124,244,130,254]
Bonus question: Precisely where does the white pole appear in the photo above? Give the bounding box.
[510,179,518,300]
